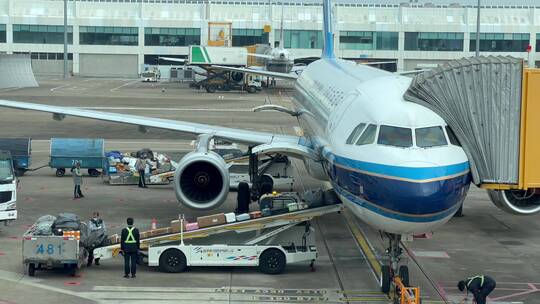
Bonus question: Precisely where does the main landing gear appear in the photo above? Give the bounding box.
[380,233,409,293]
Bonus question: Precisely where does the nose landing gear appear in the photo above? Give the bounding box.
[380,233,420,304]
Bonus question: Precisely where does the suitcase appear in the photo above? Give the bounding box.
[259,194,274,210]
[249,211,262,219]
[236,213,251,221]
[287,203,299,212]
[197,213,226,228]
[185,222,199,231]
[225,212,236,223]
[271,208,289,215]
[298,202,308,210]
[261,208,272,217]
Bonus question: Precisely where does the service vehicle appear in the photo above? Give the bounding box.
[0,151,17,225]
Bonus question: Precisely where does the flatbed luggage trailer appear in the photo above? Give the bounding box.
[22,234,87,276]
[94,204,342,274]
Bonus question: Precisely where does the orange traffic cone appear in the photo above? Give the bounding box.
[151,218,157,230]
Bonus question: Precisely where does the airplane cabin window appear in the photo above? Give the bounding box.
[416,126,447,148]
[356,124,377,145]
[346,123,366,144]
[445,126,462,146]
[377,125,413,148]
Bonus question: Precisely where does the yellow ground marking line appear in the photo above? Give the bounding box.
[343,211,382,277]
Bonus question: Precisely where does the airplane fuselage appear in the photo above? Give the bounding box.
[292,58,471,234]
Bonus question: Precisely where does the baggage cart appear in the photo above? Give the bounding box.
[22,233,87,276]
[0,138,31,176]
[49,138,105,177]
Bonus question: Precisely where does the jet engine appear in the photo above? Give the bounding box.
[174,150,230,210]
[487,189,540,215]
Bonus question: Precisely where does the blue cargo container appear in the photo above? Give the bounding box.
[0,138,31,176]
[49,138,105,177]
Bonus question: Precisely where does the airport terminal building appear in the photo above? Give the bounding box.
[0,0,538,77]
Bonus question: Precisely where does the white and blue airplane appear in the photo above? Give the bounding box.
[0,0,533,285]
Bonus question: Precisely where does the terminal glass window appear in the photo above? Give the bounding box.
[0,25,5,43]
[415,126,447,148]
[232,29,268,46]
[356,124,377,146]
[144,27,200,46]
[375,32,398,50]
[284,30,322,49]
[346,123,366,144]
[80,26,138,46]
[13,24,73,44]
[405,32,464,51]
[340,31,375,50]
[469,33,529,52]
[377,125,413,148]
[537,34,540,54]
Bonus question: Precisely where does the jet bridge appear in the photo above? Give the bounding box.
[404,56,540,215]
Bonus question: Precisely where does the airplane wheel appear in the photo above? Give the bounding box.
[28,263,36,277]
[206,85,216,93]
[259,249,286,274]
[399,265,409,287]
[380,265,391,294]
[159,249,186,273]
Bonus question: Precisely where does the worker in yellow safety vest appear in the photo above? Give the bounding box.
[458,275,496,304]
[120,217,140,278]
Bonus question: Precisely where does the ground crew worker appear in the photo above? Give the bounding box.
[87,212,106,267]
[71,161,84,199]
[458,275,496,304]
[120,217,140,278]
[135,155,151,188]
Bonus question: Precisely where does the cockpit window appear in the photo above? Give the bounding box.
[415,126,447,148]
[445,126,461,146]
[346,123,366,144]
[356,124,377,145]
[377,125,413,148]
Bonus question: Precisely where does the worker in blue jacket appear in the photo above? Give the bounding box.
[458,275,496,304]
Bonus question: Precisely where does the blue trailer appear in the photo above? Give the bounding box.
[0,138,31,176]
[49,138,105,177]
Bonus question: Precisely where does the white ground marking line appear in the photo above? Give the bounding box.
[77,106,254,112]
[0,87,23,92]
[110,80,141,92]
[31,148,193,153]
[31,140,194,144]
[50,83,72,92]
[0,270,94,301]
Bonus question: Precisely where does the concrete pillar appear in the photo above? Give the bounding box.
[463,32,470,53]
[397,31,405,72]
[73,53,79,75]
[138,26,144,74]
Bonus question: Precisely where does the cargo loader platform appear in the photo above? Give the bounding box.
[93,204,343,274]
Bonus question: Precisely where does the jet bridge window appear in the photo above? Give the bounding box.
[345,123,366,144]
[377,125,413,148]
[356,124,377,145]
[415,126,447,148]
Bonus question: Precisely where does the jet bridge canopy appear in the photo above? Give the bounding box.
[404,56,540,189]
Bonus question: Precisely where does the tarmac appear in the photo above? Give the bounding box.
[0,77,537,303]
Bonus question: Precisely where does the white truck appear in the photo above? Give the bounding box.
[0,151,17,225]
[141,68,160,82]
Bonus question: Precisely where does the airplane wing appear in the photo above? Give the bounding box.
[0,100,301,146]
[211,65,298,80]
[158,57,186,64]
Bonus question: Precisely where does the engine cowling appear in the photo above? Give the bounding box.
[487,189,540,215]
[174,151,230,210]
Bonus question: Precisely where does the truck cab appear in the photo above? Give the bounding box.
[0,150,17,225]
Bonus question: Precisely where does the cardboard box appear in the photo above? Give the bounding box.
[249,211,262,219]
[197,213,226,228]
[185,222,199,231]
[109,233,120,244]
[236,213,250,221]
[170,219,183,233]
[225,213,236,223]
